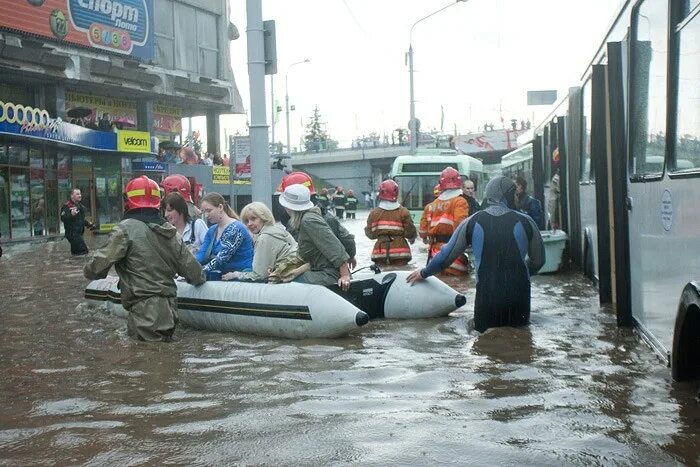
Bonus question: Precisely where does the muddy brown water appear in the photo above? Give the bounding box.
[1,213,698,465]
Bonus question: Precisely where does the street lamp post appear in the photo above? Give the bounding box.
[285,59,310,158]
[408,0,467,154]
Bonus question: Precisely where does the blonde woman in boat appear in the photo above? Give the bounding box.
[222,202,301,282]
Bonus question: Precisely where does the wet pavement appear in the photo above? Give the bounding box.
[1,211,699,466]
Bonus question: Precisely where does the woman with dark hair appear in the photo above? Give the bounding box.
[195,192,254,280]
[161,192,208,253]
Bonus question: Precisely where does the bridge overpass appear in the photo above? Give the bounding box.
[289,145,409,194]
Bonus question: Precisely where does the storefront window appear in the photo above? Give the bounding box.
[8,144,28,166]
[30,148,45,236]
[94,157,123,229]
[0,144,7,164]
[10,169,31,238]
[45,168,59,234]
[0,168,8,239]
[71,155,93,224]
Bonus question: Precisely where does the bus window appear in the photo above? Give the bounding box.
[629,0,668,179]
[672,5,700,172]
[580,79,593,181]
[395,176,437,211]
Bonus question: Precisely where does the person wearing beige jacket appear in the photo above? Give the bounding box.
[223,202,299,282]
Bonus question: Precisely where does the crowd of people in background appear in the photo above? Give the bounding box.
[158,147,231,167]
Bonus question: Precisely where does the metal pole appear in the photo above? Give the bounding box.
[285,73,291,158]
[270,74,275,152]
[409,44,416,155]
[284,59,310,159]
[246,0,271,205]
[408,0,468,156]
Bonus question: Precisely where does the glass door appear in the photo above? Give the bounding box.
[94,157,123,231]
[29,147,45,236]
[71,155,94,225]
[57,152,71,234]
[10,169,31,239]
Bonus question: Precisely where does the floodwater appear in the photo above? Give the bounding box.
[1,212,698,466]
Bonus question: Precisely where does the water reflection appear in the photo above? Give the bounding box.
[0,213,697,465]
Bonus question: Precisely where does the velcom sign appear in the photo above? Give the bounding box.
[117,129,151,153]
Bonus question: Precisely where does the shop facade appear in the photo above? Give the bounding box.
[0,0,244,243]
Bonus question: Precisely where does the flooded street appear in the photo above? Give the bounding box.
[1,212,698,466]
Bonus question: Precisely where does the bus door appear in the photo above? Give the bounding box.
[626,0,672,360]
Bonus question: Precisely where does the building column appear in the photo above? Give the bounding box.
[42,85,66,119]
[137,99,154,133]
[206,110,220,154]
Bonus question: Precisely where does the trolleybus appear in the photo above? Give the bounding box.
[519,0,699,380]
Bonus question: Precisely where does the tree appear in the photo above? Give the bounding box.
[303,106,337,152]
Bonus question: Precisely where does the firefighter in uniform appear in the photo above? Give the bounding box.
[418,184,441,244]
[365,180,417,265]
[316,187,331,213]
[84,176,205,342]
[332,186,346,219]
[345,189,358,219]
[424,167,470,275]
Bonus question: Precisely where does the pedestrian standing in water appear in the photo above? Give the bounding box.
[461,178,481,214]
[84,176,205,342]
[332,186,346,219]
[365,180,417,265]
[345,189,358,219]
[196,192,254,280]
[60,188,94,256]
[514,176,544,230]
[407,176,545,332]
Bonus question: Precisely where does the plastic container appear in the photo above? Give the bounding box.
[539,230,568,274]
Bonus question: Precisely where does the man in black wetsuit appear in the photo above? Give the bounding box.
[407,176,545,332]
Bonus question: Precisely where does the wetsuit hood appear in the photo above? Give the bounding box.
[484,176,517,209]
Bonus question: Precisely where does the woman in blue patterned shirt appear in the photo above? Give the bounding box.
[196,192,254,280]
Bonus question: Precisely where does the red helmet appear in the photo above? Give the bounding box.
[277,171,316,195]
[378,180,399,202]
[439,167,462,190]
[347,189,354,196]
[433,184,441,197]
[125,176,161,211]
[161,174,192,202]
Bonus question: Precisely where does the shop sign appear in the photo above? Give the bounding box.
[65,91,137,127]
[117,129,151,153]
[212,166,230,185]
[231,135,251,179]
[153,102,182,135]
[132,161,165,172]
[0,0,154,60]
[0,100,115,150]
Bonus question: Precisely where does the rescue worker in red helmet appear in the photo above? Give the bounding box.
[273,171,357,270]
[419,184,441,242]
[365,180,417,265]
[345,189,358,219]
[161,174,200,218]
[84,175,205,342]
[332,186,346,219]
[316,187,331,213]
[424,167,470,275]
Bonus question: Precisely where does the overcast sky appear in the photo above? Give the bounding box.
[192,0,624,152]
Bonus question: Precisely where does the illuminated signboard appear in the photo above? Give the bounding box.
[0,0,154,60]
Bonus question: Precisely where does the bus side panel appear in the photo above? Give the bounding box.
[592,64,612,300]
[566,87,584,268]
[607,41,633,327]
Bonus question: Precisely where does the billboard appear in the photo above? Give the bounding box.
[454,129,527,154]
[0,0,154,60]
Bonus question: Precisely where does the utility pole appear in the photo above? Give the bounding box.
[246,0,271,205]
[270,74,275,153]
